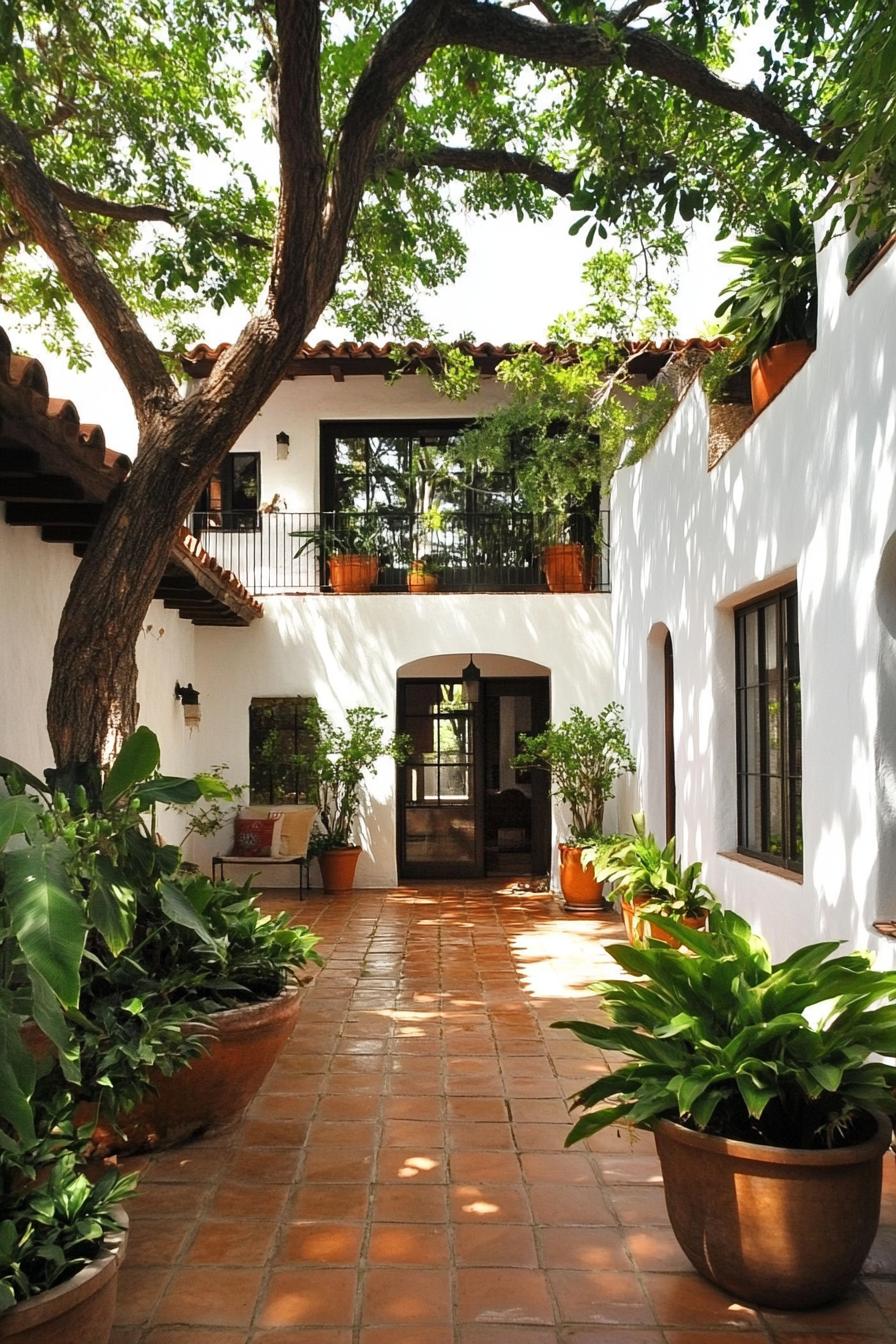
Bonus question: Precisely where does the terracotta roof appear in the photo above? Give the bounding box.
[0,326,262,627]
[181,336,727,380]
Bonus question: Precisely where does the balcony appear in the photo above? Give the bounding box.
[189,509,611,597]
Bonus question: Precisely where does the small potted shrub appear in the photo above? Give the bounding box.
[511,704,635,911]
[585,812,717,946]
[555,907,896,1309]
[297,705,410,893]
[715,199,817,414]
[291,513,383,594]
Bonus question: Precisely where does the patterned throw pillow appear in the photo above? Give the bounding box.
[233,816,277,857]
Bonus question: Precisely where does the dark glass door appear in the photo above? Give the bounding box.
[397,676,550,879]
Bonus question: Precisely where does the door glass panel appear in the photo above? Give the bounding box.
[400,681,477,871]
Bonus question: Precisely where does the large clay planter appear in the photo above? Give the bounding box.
[750,340,813,414]
[328,554,379,594]
[654,1112,891,1309]
[541,543,586,594]
[90,986,302,1155]
[317,844,362,893]
[0,1210,128,1344]
[407,562,439,593]
[558,844,607,912]
[621,895,707,948]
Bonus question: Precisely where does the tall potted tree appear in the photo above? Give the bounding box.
[556,907,896,1309]
[297,705,410,893]
[512,704,635,911]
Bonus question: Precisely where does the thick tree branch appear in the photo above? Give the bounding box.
[381,144,577,196]
[441,0,837,165]
[0,110,177,423]
[47,178,269,249]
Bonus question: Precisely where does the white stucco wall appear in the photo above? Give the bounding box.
[612,226,896,964]
[0,522,200,834]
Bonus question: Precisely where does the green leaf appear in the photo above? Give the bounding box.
[89,858,137,956]
[134,776,202,807]
[28,968,80,1085]
[158,879,219,950]
[101,726,160,808]
[193,773,234,800]
[0,793,43,848]
[0,1010,36,1145]
[4,838,86,1007]
[0,755,49,796]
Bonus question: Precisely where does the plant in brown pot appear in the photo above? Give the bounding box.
[511,704,635,912]
[555,908,896,1309]
[298,705,410,894]
[584,812,717,947]
[291,514,383,594]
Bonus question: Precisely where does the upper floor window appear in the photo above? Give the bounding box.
[734,584,802,871]
[199,452,261,529]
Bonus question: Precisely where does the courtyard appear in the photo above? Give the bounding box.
[109,885,896,1343]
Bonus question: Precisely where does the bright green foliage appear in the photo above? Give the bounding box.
[292,515,386,560]
[1,2,894,356]
[715,200,818,365]
[297,705,411,851]
[556,907,896,1150]
[585,812,717,920]
[453,253,678,505]
[511,703,635,844]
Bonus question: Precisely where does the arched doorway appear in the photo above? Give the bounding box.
[396,654,551,879]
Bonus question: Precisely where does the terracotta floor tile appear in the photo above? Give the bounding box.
[241,1117,309,1147]
[450,1182,531,1223]
[512,1121,572,1150]
[153,1267,264,1327]
[663,1334,769,1344]
[381,1094,444,1121]
[528,1183,614,1226]
[207,1181,290,1220]
[596,1152,664,1184]
[258,1267,358,1327]
[448,1097,509,1121]
[123,1216,192,1265]
[562,1331,665,1344]
[133,1181,212,1218]
[359,1328,453,1344]
[277,1223,365,1265]
[143,1149,224,1184]
[186,1218,277,1265]
[143,1331,248,1344]
[454,1222,539,1268]
[307,1119,378,1146]
[642,1272,762,1328]
[361,1267,452,1324]
[624,1226,693,1273]
[456,1266,554,1325]
[302,1143,376,1182]
[288,1182,370,1221]
[112,1266,171,1325]
[457,1328,560,1344]
[371,1183,449,1223]
[760,1283,889,1334]
[449,1121,516,1150]
[223,1146,301,1184]
[367,1222,451,1265]
[540,1226,632,1272]
[549,1268,655,1325]
[606,1186,671,1225]
[251,1332,352,1343]
[381,1119,446,1147]
[450,1150,522,1184]
[248,1091,318,1120]
[377,1146,447,1183]
[315,1093,381,1121]
[520,1152,597,1184]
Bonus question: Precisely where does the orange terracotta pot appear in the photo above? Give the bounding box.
[329,554,379,594]
[317,844,362,893]
[655,1112,891,1308]
[541,543,586,594]
[750,339,813,414]
[87,986,302,1155]
[558,844,607,911]
[407,563,439,593]
[621,895,706,947]
[0,1211,128,1344]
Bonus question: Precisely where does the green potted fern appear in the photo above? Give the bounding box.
[556,908,896,1309]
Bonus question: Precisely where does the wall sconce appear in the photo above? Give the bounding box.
[461,655,481,704]
[174,681,201,728]
[275,430,290,460]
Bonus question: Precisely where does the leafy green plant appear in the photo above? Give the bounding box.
[291,513,384,559]
[584,813,717,919]
[295,705,411,851]
[715,201,818,367]
[555,907,896,1151]
[511,704,635,844]
[169,763,246,841]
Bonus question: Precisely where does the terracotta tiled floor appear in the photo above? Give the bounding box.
[111,883,896,1343]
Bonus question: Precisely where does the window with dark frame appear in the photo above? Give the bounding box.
[198,452,261,529]
[248,696,317,805]
[734,584,802,871]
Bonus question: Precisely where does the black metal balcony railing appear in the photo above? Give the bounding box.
[189,509,610,597]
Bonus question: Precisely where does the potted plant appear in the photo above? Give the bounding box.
[291,513,383,593]
[1,728,321,1153]
[715,200,818,414]
[0,1031,135,1342]
[296,705,411,893]
[511,704,635,911]
[555,907,896,1309]
[584,812,717,947]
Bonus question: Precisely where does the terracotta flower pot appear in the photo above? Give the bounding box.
[558,844,607,912]
[317,844,362,893]
[541,543,586,594]
[621,895,707,948]
[88,986,302,1155]
[407,562,439,593]
[328,554,379,594]
[750,339,813,414]
[0,1210,128,1344]
[654,1112,891,1309]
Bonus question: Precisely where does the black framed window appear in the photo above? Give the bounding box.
[735,584,802,871]
[249,696,317,804]
[199,452,261,529]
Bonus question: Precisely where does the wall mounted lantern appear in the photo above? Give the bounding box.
[275,430,290,460]
[174,681,201,728]
[461,656,481,704]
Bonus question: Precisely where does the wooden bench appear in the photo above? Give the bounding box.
[213,804,317,897]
